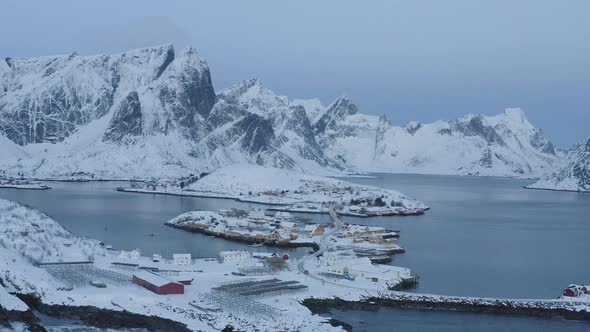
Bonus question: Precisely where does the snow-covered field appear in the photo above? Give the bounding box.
[124,164,427,217]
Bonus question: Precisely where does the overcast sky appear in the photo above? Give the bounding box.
[1,1,588,147]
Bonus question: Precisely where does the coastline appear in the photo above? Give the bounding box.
[302,296,590,322]
[165,222,321,251]
[523,185,589,194]
[120,188,427,217]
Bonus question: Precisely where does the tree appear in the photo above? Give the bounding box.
[375,197,386,207]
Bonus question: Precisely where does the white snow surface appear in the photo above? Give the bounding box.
[0,284,28,312]
[307,102,560,178]
[528,137,590,192]
[186,164,426,210]
[0,44,562,180]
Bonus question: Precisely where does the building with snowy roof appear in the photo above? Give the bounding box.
[173,253,192,266]
[304,224,325,236]
[132,271,184,295]
[118,249,141,260]
[248,208,265,220]
[219,250,251,263]
[322,252,411,282]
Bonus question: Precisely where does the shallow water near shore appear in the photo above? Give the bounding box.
[324,307,590,332]
[1,173,589,331]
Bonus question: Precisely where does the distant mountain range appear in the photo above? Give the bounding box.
[527,137,590,192]
[0,45,563,180]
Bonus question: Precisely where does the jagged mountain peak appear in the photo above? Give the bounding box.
[503,107,529,123]
[529,136,590,192]
[218,79,290,116]
[0,45,563,180]
[313,96,359,134]
[0,43,216,145]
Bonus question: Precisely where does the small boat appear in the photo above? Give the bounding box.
[249,243,263,247]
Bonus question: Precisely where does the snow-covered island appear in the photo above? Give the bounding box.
[0,177,50,190]
[166,209,404,262]
[121,164,428,217]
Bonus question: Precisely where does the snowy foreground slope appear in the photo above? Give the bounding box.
[528,137,590,192]
[0,199,336,331]
[0,44,560,179]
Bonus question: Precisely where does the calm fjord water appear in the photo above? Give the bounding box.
[1,174,589,331]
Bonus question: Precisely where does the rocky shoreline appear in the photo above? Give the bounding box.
[16,293,193,332]
[166,222,321,251]
[522,185,590,194]
[302,296,590,322]
[0,306,45,332]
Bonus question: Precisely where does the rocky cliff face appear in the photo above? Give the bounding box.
[0,45,213,145]
[528,138,590,192]
[0,45,560,179]
[307,102,559,178]
[196,79,339,171]
[0,46,338,178]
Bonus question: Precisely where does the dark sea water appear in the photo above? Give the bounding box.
[0,181,309,258]
[1,174,589,331]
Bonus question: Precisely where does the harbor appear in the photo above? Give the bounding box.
[165,208,406,263]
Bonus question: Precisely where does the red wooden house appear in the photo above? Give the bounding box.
[133,271,184,295]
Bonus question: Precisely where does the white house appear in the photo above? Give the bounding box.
[173,253,192,266]
[348,261,411,281]
[248,208,265,220]
[322,251,411,282]
[118,249,141,260]
[323,250,356,263]
[219,250,251,263]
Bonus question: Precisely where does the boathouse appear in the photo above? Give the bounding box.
[133,271,184,295]
[563,284,590,297]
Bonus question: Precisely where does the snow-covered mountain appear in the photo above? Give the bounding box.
[527,138,590,192]
[0,45,338,179]
[0,44,559,179]
[306,97,558,178]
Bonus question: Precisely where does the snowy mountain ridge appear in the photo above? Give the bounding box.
[527,137,590,192]
[306,97,559,178]
[0,45,339,179]
[0,44,560,179]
